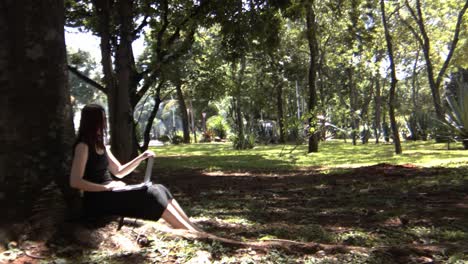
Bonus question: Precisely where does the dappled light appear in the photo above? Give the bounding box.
[139,154,468,263]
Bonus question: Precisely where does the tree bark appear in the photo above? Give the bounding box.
[141,81,164,151]
[232,57,246,145]
[305,0,319,153]
[93,0,138,162]
[0,0,76,220]
[380,0,402,154]
[276,81,285,143]
[112,0,137,161]
[348,68,358,146]
[373,77,382,144]
[175,81,191,143]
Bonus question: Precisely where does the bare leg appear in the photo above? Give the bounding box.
[169,199,203,232]
[160,203,198,232]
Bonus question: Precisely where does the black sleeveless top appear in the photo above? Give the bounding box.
[81,143,113,184]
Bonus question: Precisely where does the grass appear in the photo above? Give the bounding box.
[152,140,468,171]
[3,140,467,263]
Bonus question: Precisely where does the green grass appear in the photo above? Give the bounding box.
[4,140,466,264]
[151,140,468,171]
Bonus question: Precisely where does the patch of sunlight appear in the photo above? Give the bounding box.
[154,140,468,170]
[222,217,255,226]
[335,230,377,247]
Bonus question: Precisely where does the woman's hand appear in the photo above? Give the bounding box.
[142,150,155,159]
[104,181,126,191]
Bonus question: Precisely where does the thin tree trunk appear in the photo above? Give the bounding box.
[411,50,420,110]
[141,81,164,151]
[175,81,190,143]
[348,68,358,146]
[380,0,402,154]
[305,0,319,153]
[276,81,285,143]
[374,77,382,144]
[403,0,468,120]
[233,57,246,145]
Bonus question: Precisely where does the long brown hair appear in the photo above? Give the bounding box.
[75,104,107,150]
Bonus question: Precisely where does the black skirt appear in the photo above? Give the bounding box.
[82,184,173,221]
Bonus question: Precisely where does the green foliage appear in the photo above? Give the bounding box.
[67,48,105,109]
[200,130,214,143]
[157,135,170,143]
[206,115,230,139]
[170,135,184,145]
[444,69,468,145]
[284,116,306,143]
[405,112,432,140]
[230,133,256,150]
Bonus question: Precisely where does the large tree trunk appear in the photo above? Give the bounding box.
[305,1,319,153]
[0,0,76,221]
[381,0,402,154]
[94,0,137,162]
[175,81,191,143]
[112,0,137,162]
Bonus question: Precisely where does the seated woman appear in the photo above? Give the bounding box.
[70,104,200,232]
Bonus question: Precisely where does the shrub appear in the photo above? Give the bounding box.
[207,115,230,139]
[157,135,170,143]
[444,69,468,148]
[200,130,214,143]
[230,133,255,150]
[170,135,184,145]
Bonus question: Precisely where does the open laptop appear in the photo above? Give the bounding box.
[112,157,154,192]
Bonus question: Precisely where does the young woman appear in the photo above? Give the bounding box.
[70,104,200,232]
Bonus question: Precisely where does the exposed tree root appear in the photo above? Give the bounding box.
[155,225,369,254]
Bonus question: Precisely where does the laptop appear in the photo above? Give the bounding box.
[112,157,154,192]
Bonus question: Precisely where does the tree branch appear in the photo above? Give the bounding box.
[155,0,169,59]
[436,0,468,88]
[133,15,149,40]
[67,65,107,94]
[132,69,160,107]
[399,3,424,47]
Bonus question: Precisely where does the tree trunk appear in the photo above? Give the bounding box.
[141,80,164,151]
[348,68,359,146]
[374,77,382,144]
[175,81,190,143]
[411,50,420,111]
[305,1,319,153]
[404,0,468,120]
[112,0,137,162]
[94,0,137,162]
[381,0,402,154]
[276,80,285,144]
[233,57,246,145]
[0,0,76,220]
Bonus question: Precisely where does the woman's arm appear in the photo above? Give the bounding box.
[70,143,117,192]
[106,147,155,178]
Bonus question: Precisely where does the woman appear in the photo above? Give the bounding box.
[70,104,200,232]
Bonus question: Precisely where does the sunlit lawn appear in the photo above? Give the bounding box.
[151,140,468,171]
